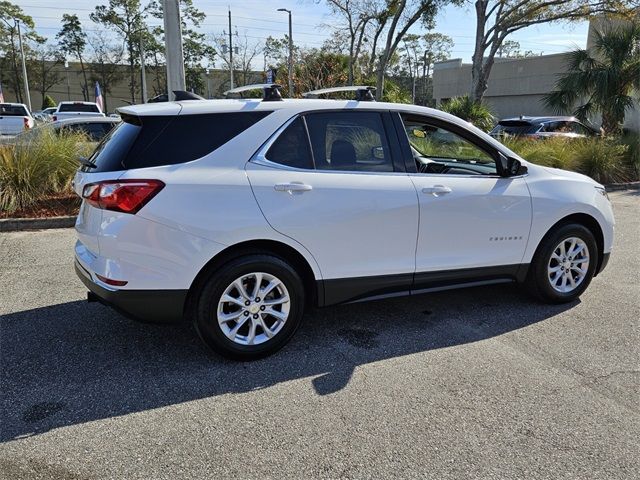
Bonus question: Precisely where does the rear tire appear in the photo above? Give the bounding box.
[526,223,598,304]
[193,254,305,360]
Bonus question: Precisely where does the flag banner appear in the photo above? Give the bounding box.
[95,82,104,112]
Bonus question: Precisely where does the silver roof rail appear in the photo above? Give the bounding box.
[302,86,376,101]
[224,83,283,102]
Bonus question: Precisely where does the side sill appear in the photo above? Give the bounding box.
[320,264,528,307]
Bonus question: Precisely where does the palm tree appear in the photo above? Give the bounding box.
[439,95,496,132]
[544,23,640,135]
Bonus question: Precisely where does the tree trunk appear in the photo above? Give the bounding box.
[601,109,621,136]
[471,1,488,103]
[9,32,22,103]
[78,52,89,101]
[128,42,136,104]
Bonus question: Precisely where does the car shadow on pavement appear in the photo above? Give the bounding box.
[0,284,576,442]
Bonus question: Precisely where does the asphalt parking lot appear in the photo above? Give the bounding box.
[1,190,638,479]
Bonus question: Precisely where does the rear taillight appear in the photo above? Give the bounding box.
[82,179,165,214]
[23,117,30,130]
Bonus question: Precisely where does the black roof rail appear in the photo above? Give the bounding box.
[302,86,376,101]
[224,83,283,102]
[173,90,205,101]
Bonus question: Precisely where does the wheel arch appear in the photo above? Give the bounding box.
[185,239,321,319]
[532,212,605,276]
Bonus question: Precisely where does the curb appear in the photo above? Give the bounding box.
[605,181,640,192]
[0,216,76,232]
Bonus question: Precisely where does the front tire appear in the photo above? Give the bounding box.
[193,254,305,360]
[526,224,598,304]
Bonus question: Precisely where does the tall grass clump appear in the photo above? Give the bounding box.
[0,129,92,213]
[503,137,578,171]
[573,139,629,184]
[502,136,634,184]
[619,132,639,179]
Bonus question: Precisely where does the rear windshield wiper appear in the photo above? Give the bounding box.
[78,156,97,169]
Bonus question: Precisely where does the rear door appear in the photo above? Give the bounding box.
[246,110,419,304]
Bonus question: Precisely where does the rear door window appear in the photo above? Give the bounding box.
[305,111,393,172]
[87,111,272,172]
[265,117,314,169]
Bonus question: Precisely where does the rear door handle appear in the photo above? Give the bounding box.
[274,182,313,193]
[422,185,452,196]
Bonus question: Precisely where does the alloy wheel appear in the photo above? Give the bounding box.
[217,272,290,345]
[547,237,590,293]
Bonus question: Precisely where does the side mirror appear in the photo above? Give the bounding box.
[371,146,385,160]
[498,152,528,177]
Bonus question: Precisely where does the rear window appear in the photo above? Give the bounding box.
[0,104,29,116]
[58,103,101,113]
[86,111,271,172]
[491,121,540,135]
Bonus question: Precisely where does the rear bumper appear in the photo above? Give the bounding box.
[75,260,187,323]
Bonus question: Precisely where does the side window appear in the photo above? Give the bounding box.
[265,117,314,169]
[401,115,497,175]
[569,122,591,135]
[305,111,393,172]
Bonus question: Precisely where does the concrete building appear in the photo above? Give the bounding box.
[433,18,639,132]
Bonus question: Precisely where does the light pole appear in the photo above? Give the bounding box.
[162,0,186,100]
[16,20,31,111]
[277,8,293,96]
[228,9,234,90]
[64,60,71,101]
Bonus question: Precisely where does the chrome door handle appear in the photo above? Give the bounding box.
[274,182,313,193]
[422,185,452,195]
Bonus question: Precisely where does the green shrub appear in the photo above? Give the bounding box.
[42,95,56,109]
[502,136,634,184]
[503,137,578,171]
[618,132,639,179]
[439,95,495,132]
[573,139,629,184]
[0,129,93,213]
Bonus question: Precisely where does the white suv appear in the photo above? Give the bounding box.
[73,86,614,360]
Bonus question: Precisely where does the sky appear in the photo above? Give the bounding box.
[18,0,591,67]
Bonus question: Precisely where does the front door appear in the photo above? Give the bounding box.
[395,113,532,285]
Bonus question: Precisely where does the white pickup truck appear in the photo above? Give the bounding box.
[52,101,105,121]
[0,103,35,136]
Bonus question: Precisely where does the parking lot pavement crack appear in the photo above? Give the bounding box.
[467,323,640,414]
[587,369,640,380]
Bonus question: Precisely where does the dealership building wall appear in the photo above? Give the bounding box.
[432,18,639,132]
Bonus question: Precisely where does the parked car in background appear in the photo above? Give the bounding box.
[0,103,34,136]
[490,116,599,139]
[72,85,614,360]
[35,107,58,122]
[52,101,105,121]
[16,117,120,143]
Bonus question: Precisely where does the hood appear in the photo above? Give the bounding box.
[541,166,602,188]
